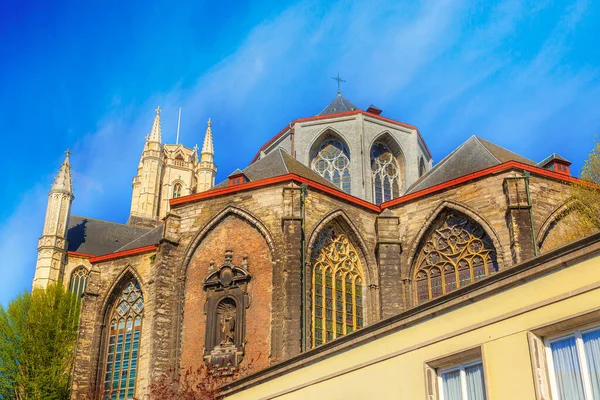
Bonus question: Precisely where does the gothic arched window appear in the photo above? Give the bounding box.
[69,267,88,298]
[371,142,401,204]
[103,278,144,400]
[414,212,498,304]
[311,138,351,194]
[173,183,182,198]
[311,225,364,348]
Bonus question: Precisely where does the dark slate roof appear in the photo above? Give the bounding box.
[115,224,163,252]
[317,94,361,116]
[66,216,156,256]
[213,149,338,190]
[537,153,572,167]
[406,136,535,194]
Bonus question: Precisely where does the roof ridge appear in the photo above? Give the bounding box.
[278,148,290,174]
[71,215,150,230]
[473,136,501,164]
[114,224,163,252]
[408,137,472,191]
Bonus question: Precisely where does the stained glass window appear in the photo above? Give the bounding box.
[311,225,364,347]
[103,278,143,400]
[414,212,498,304]
[311,138,351,194]
[69,267,88,298]
[371,142,401,204]
[173,183,182,198]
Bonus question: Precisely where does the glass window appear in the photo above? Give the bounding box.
[69,267,88,298]
[419,157,427,177]
[371,142,401,204]
[439,360,487,400]
[173,183,182,198]
[310,138,351,194]
[311,225,364,348]
[546,326,600,400]
[414,212,498,304]
[103,278,143,400]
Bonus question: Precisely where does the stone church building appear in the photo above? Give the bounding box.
[33,93,581,399]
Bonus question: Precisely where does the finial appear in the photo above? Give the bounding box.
[155,106,161,115]
[65,148,71,158]
[193,144,199,153]
[331,71,346,95]
[207,118,212,127]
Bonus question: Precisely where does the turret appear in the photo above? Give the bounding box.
[197,119,217,192]
[33,150,74,288]
[128,107,165,228]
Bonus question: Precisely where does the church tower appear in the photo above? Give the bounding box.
[33,150,74,288]
[129,108,217,227]
[129,107,166,228]
[197,118,217,192]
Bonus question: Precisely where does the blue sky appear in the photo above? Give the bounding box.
[1,0,599,306]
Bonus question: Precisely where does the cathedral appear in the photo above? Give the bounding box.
[33,92,586,399]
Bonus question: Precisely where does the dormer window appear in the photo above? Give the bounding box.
[228,169,248,186]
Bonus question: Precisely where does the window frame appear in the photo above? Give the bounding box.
[437,359,486,400]
[544,323,600,400]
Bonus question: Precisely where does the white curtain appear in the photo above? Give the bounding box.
[443,370,463,400]
[583,329,600,399]
[551,337,585,400]
[465,364,487,400]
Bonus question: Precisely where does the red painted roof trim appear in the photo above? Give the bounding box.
[381,161,580,208]
[67,251,93,258]
[89,245,158,263]
[171,173,380,212]
[170,161,582,213]
[251,111,431,163]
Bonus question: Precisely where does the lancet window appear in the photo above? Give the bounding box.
[419,157,426,178]
[371,142,401,204]
[414,212,498,304]
[311,225,364,348]
[173,183,182,198]
[311,137,351,194]
[69,267,88,298]
[103,278,144,400]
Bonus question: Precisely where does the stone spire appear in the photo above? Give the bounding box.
[201,118,214,162]
[148,106,162,143]
[52,149,73,193]
[33,149,74,288]
[197,118,217,192]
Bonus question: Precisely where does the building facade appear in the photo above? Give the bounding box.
[31,93,592,399]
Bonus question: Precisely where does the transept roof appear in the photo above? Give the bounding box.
[406,136,535,195]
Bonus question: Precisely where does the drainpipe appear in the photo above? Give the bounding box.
[300,183,308,352]
[524,171,539,257]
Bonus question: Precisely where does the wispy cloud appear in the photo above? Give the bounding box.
[2,0,600,305]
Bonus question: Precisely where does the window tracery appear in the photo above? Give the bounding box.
[311,225,364,348]
[103,278,143,400]
[371,142,401,204]
[414,212,498,304]
[311,138,351,193]
[69,267,88,298]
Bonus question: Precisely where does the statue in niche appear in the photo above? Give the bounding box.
[218,299,236,346]
[203,250,251,371]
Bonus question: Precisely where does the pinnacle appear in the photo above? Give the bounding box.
[52,150,73,193]
[201,118,214,155]
[148,106,162,143]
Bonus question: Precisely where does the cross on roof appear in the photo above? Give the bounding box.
[155,106,161,114]
[65,148,71,157]
[331,71,346,95]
